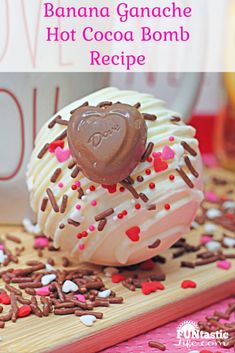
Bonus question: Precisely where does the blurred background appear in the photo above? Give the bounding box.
[0,72,234,223]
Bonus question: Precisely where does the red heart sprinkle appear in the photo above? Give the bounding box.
[140,259,155,271]
[111,274,125,283]
[154,157,168,173]
[125,226,141,242]
[49,140,65,152]
[181,280,197,289]
[153,282,165,290]
[101,184,117,194]
[200,350,213,353]
[141,281,165,295]
[18,305,32,318]
[0,293,10,305]
[141,282,156,295]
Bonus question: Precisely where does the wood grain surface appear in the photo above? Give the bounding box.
[0,167,234,353]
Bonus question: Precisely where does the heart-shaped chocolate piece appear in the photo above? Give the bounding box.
[68,103,147,184]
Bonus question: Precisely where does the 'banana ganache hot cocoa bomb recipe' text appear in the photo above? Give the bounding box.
[44,2,192,70]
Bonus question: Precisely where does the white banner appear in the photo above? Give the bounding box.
[0,0,233,72]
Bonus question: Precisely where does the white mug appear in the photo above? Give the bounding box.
[0,72,202,224]
[0,73,107,224]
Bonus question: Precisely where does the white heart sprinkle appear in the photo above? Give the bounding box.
[205,240,221,252]
[223,237,235,248]
[204,223,217,233]
[103,267,119,277]
[206,208,222,219]
[0,250,7,264]
[45,263,55,272]
[62,280,78,293]
[41,274,56,286]
[80,315,96,327]
[223,201,235,209]
[191,221,199,229]
[188,351,199,353]
[98,289,111,298]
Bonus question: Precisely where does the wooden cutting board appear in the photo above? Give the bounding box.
[0,167,235,353]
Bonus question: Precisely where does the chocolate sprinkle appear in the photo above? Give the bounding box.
[184,155,199,178]
[77,188,85,199]
[40,197,49,212]
[141,142,154,162]
[55,117,69,126]
[48,115,61,129]
[52,129,67,143]
[37,143,49,159]
[67,219,80,227]
[6,234,21,244]
[133,102,141,109]
[181,261,195,269]
[71,166,81,178]
[137,176,144,183]
[98,219,107,232]
[95,208,114,222]
[70,101,89,115]
[147,204,156,211]
[60,195,68,214]
[139,193,149,203]
[50,168,62,183]
[46,188,59,213]
[10,292,18,322]
[148,239,161,249]
[170,116,181,123]
[120,181,139,199]
[148,340,166,351]
[181,141,197,157]
[68,160,76,169]
[142,113,157,121]
[176,168,194,188]
[97,101,113,108]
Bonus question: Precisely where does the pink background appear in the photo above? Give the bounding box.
[101,298,234,353]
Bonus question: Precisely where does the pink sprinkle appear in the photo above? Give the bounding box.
[58,182,64,188]
[74,294,86,303]
[75,181,81,187]
[152,152,161,158]
[217,260,231,270]
[55,147,70,163]
[169,136,175,142]
[79,244,85,251]
[205,191,219,203]
[200,235,213,245]
[162,145,175,160]
[91,200,97,206]
[76,204,81,210]
[0,245,4,250]
[34,237,49,248]
[89,225,95,232]
[36,286,50,296]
